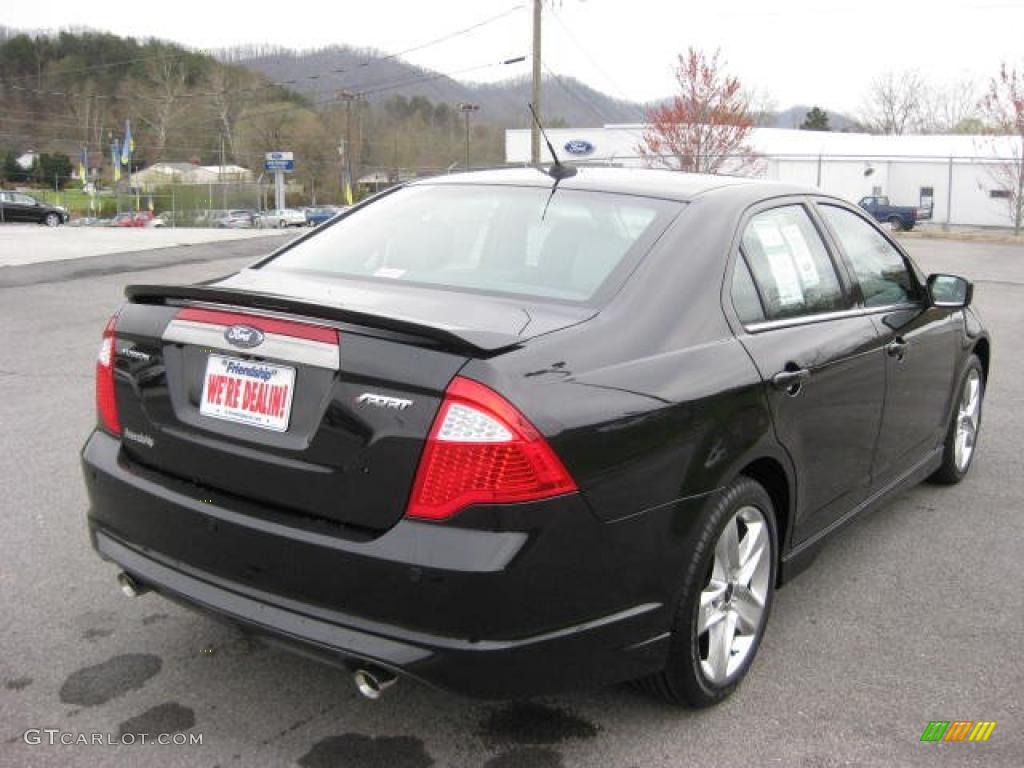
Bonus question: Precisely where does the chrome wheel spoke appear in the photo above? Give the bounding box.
[706,610,738,682]
[698,581,727,634]
[736,521,768,588]
[732,585,764,634]
[715,517,740,575]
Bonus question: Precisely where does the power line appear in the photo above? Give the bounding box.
[548,6,646,122]
[542,64,611,126]
[0,4,525,92]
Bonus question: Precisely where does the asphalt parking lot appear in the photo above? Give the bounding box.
[0,234,1021,767]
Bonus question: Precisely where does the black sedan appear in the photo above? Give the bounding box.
[81,168,989,706]
[0,190,69,226]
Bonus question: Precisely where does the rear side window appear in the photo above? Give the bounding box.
[731,256,765,324]
[819,205,918,307]
[262,185,678,303]
[740,205,847,320]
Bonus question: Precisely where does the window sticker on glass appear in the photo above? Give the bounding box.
[764,249,804,306]
[752,220,785,249]
[780,223,820,287]
[753,221,804,306]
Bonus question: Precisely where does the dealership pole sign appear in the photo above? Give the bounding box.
[265,151,293,211]
[264,151,295,172]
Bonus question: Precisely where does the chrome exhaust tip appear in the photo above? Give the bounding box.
[353,667,397,700]
[117,571,149,598]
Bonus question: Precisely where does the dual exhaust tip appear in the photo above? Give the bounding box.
[116,571,398,699]
[353,666,397,699]
[117,571,150,598]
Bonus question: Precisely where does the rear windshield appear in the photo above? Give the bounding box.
[261,184,679,302]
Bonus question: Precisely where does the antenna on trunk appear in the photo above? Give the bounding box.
[528,102,577,180]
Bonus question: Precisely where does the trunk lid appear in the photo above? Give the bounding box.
[109,278,593,536]
[111,278,591,534]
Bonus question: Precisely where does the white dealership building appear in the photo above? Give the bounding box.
[505,126,1022,228]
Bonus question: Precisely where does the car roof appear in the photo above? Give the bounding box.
[412,166,810,202]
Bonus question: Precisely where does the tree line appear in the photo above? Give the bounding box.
[0,30,507,202]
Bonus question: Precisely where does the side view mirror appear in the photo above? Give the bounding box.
[927,273,972,308]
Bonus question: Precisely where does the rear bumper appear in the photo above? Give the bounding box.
[81,431,702,698]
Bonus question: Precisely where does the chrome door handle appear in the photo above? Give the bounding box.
[771,368,811,394]
[887,338,908,359]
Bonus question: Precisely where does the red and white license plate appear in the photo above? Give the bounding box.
[199,354,295,432]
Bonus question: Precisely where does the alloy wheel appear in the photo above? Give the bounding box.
[954,369,982,472]
[697,505,772,684]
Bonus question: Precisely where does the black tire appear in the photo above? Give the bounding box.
[640,476,778,707]
[887,216,904,232]
[44,212,61,227]
[928,355,984,485]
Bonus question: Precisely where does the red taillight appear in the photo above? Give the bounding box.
[96,314,121,435]
[405,376,577,521]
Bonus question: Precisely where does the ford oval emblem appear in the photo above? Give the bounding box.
[224,325,265,349]
[564,139,595,156]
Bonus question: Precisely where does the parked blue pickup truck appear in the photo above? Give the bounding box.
[858,195,926,231]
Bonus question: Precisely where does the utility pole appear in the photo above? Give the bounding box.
[338,90,357,203]
[458,103,480,169]
[531,0,542,165]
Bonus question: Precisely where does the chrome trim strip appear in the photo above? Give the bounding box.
[745,308,864,333]
[745,302,925,333]
[163,319,340,370]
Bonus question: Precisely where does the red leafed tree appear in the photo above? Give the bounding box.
[981,63,1024,234]
[638,48,756,174]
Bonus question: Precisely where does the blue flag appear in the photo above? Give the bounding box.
[79,146,88,185]
[111,139,121,182]
[120,120,134,165]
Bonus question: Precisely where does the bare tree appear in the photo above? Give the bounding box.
[861,71,925,135]
[920,79,981,134]
[981,63,1024,234]
[205,65,248,162]
[133,58,189,159]
[637,48,756,174]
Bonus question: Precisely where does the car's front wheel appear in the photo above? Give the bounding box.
[642,476,777,706]
[887,216,904,232]
[929,355,984,484]
[44,212,61,227]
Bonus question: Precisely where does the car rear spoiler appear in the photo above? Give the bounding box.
[124,283,522,354]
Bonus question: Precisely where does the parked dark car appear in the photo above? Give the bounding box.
[858,195,923,231]
[0,191,68,226]
[82,168,989,706]
[305,205,343,227]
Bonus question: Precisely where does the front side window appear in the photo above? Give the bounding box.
[740,205,847,320]
[261,185,678,303]
[820,205,919,307]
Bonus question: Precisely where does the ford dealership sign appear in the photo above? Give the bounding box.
[563,139,595,156]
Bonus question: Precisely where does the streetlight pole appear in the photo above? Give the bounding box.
[458,103,480,169]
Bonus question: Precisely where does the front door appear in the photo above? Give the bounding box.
[817,204,957,485]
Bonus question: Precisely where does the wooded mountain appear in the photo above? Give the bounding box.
[222,44,647,128]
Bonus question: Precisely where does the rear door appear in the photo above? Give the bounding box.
[816,203,957,486]
[728,200,886,542]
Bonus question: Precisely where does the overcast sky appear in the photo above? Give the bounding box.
[3,0,1023,117]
